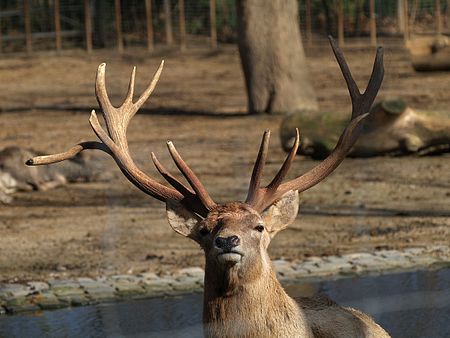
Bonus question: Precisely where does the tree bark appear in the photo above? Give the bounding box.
[236,0,318,115]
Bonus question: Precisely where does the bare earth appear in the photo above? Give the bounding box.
[0,42,449,282]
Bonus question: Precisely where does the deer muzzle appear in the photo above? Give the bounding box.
[214,235,244,265]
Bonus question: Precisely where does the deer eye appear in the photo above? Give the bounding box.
[254,225,264,232]
[199,227,210,236]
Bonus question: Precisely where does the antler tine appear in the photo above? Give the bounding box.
[266,128,300,191]
[151,152,210,216]
[28,62,214,217]
[135,60,164,109]
[246,129,270,204]
[361,47,384,112]
[95,63,114,113]
[84,110,182,202]
[248,37,384,213]
[329,35,384,119]
[166,141,216,211]
[247,129,300,210]
[328,36,360,105]
[26,141,111,166]
[124,66,136,104]
[151,152,195,197]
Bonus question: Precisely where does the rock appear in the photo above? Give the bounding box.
[52,285,89,306]
[111,281,146,298]
[273,260,297,280]
[48,280,80,291]
[33,292,65,310]
[111,274,140,282]
[0,283,31,299]
[346,252,390,272]
[77,277,96,284]
[374,250,413,269]
[173,267,205,279]
[4,296,40,314]
[403,247,426,256]
[68,295,91,306]
[27,282,50,293]
[171,276,202,293]
[320,256,354,275]
[294,261,333,277]
[137,272,159,280]
[79,280,117,302]
[408,255,441,267]
[84,287,116,302]
[141,279,171,296]
[77,279,107,288]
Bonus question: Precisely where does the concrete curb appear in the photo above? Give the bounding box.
[1,245,449,315]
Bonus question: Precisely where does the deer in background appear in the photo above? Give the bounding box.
[28,37,390,337]
[0,146,112,204]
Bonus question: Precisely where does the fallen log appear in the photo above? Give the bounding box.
[280,99,450,158]
[407,35,450,71]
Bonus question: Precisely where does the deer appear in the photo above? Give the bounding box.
[0,146,112,204]
[27,37,390,337]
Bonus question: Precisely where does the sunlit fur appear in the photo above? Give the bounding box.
[167,200,390,338]
[195,203,311,337]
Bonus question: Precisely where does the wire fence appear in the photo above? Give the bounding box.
[0,0,449,54]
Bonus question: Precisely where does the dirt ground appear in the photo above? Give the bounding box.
[0,41,449,282]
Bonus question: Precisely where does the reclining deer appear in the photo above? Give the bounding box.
[0,146,113,204]
[27,37,390,337]
[0,146,112,204]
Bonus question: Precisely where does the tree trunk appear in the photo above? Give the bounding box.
[236,0,318,115]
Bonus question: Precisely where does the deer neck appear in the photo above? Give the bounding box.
[202,258,312,338]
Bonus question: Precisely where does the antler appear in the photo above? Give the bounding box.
[246,36,384,212]
[27,62,215,217]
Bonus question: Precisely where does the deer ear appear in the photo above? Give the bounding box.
[262,190,299,238]
[166,199,202,238]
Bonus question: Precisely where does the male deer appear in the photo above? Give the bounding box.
[27,37,390,337]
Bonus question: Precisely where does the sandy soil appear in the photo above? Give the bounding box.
[0,41,449,282]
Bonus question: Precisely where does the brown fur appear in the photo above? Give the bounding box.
[166,196,391,338]
[0,146,113,203]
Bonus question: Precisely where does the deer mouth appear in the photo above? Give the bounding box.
[217,251,243,264]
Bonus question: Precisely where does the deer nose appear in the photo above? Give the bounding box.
[215,235,240,251]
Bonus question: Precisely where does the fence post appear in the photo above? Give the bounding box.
[210,0,217,49]
[436,0,442,35]
[448,0,450,29]
[24,0,32,53]
[164,0,174,45]
[369,0,377,46]
[84,0,93,53]
[115,0,124,53]
[403,0,409,43]
[145,0,154,52]
[54,0,62,52]
[179,0,187,51]
[0,13,2,53]
[305,0,312,46]
[397,0,405,33]
[337,0,344,46]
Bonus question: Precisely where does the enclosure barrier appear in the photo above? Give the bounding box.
[0,0,449,54]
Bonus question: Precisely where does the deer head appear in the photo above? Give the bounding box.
[27,37,383,290]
